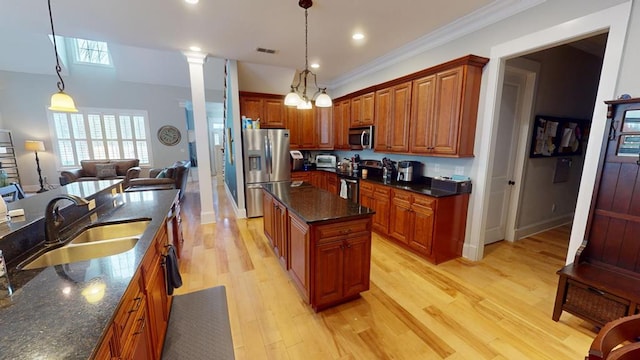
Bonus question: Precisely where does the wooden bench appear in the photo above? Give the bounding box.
[553,260,640,327]
[162,286,235,360]
[553,98,640,328]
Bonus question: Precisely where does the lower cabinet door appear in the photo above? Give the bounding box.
[342,235,371,297]
[314,241,344,306]
[409,204,434,255]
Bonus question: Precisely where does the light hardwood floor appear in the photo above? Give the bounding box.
[174,180,596,359]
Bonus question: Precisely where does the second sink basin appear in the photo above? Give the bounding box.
[69,220,151,244]
[19,219,151,270]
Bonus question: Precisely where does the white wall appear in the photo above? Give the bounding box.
[0,69,223,189]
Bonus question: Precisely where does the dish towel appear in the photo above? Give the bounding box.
[339,179,348,199]
[164,244,183,295]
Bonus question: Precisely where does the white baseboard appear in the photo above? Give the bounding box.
[514,214,573,240]
[224,182,246,219]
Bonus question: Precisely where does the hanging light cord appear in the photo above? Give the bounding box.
[48,0,65,93]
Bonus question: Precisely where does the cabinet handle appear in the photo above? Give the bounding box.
[587,287,605,296]
[129,296,143,313]
[134,315,146,335]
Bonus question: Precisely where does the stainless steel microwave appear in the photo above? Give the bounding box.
[348,126,373,150]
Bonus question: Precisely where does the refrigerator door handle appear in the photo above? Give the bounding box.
[265,135,272,174]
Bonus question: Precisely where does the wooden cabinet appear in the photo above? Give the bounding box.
[326,173,338,195]
[314,229,371,308]
[239,92,286,128]
[350,92,375,126]
[288,107,316,149]
[316,107,333,149]
[263,191,288,268]
[359,180,391,234]
[97,199,178,359]
[337,55,487,157]
[410,65,483,157]
[141,221,172,360]
[374,82,412,152]
[362,180,468,264]
[288,214,311,303]
[310,171,325,189]
[389,189,435,254]
[333,99,351,149]
[291,171,311,182]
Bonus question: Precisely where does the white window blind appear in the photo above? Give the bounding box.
[49,109,152,168]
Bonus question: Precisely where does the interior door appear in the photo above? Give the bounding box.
[485,72,525,244]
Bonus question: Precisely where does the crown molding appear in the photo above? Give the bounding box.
[329,0,546,90]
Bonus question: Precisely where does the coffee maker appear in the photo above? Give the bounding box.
[397,161,422,182]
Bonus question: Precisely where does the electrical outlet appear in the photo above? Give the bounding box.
[551,203,556,213]
[454,166,464,175]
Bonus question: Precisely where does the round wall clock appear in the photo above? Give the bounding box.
[157,125,181,146]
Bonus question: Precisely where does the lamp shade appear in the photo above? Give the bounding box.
[284,91,301,107]
[315,92,333,107]
[297,99,312,110]
[49,91,78,112]
[25,140,45,152]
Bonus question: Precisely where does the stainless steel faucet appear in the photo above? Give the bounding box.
[44,194,90,246]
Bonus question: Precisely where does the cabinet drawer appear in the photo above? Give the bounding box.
[114,272,144,344]
[360,181,374,193]
[564,279,630,325]
[373,185,391,196]
[413,195,435,209]
[315,219,371,242]
[392,189,411,202]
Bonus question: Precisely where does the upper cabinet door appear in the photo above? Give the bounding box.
[361,92,375,125]
[388,82,412,153]
[240,96,263,121]
[431,67,464,155]
[410,75,436,153]
[316,107,333,149]
[374,88,391,151]
[263,99,286,128]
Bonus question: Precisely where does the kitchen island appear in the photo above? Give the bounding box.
[0,181,179,359]
[262,182,374,311]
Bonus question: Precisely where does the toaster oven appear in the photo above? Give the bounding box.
[315,154,336,168]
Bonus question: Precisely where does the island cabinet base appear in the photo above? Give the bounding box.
[288,213,373,312]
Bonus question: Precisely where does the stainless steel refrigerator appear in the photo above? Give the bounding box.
[243,129,290,217]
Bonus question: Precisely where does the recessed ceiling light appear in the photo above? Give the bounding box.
[185,0,199,4]
[189,46,201,52]
[352,33,365,40]
[310,63,320,69]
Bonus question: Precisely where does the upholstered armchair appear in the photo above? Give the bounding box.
[127,160,191,199]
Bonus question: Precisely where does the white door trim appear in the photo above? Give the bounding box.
[504,59,540,242]
[464,1,632,262]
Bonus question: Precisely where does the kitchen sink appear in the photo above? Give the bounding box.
[18,219,151,270]
[69,219,150,244]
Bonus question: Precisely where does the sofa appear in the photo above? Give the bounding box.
[60,159,141,188]
[126,160,191,199]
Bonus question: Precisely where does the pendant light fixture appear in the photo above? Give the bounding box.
[284,0,332,110]
[47,0,78,112]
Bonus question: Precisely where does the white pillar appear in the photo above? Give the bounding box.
[184,51,216,224]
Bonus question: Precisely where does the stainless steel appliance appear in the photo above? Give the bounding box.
[338,175,359,203]
[397,161,422,182]
[348,126,373,150]
[315,154,336,169]
[243,129,290,217]
[290,150,304,171]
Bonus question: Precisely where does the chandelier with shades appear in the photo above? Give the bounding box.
[284,0,332,110]
[47,0,78,112]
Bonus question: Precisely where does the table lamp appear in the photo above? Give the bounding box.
[25,140,47,193]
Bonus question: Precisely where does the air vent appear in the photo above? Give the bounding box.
[256,47,277,54]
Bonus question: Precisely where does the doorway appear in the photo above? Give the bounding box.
[485,35,607,246]
[469,2,632,262]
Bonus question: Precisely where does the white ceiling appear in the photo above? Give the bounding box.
[0,0,545,90]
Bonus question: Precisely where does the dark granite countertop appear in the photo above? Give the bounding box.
[0,185,179,359]
[262,182,374,223]
[300,168,465,198]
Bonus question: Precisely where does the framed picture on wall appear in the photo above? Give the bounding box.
[529,115,590,157]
